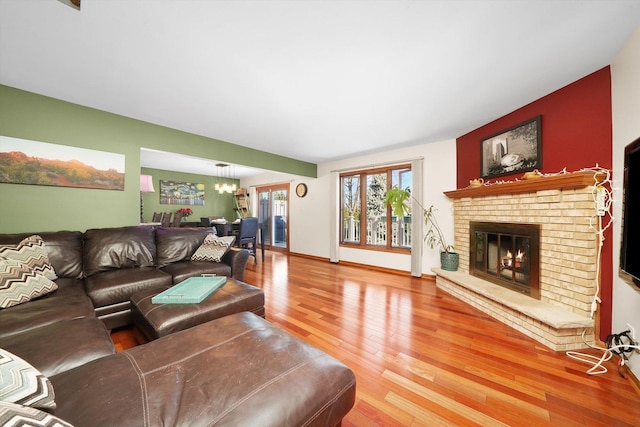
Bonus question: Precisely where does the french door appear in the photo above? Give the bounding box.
[257,184,289,252]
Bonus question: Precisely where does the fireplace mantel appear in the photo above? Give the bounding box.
[445,171,605,199]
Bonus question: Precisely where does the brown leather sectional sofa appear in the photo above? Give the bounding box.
[0,225,251,374]
[0,226,356,425]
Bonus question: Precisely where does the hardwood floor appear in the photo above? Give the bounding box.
[112,252,640,426]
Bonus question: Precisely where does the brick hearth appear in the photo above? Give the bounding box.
[434,171,604,351]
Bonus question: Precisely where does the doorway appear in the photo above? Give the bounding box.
[257,184,289,252]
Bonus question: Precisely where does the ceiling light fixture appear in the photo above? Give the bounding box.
[214,163,237,194]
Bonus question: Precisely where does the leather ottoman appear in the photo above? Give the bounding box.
[51,312,356,426]
[131,278,265,341]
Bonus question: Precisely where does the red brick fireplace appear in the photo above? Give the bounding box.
[433,171,604,351]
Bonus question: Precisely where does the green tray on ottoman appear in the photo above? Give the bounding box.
[151,276,227,304]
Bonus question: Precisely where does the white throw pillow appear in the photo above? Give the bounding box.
[191,235,235,262]
[0,348,56,409]
[0,235,57,281]
[0,401,73,426]
[0,258,58,309]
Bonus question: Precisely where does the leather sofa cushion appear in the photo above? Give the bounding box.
[51,312,356,426]
[0,279,94,339]
[160,260,231,284]
[155,227,212,267]
[83,226,156,277]
[0,318,115,377]
[0,231,83,279]
[84,267,172,308]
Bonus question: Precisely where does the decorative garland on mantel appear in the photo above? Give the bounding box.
[445,166,609,200]
[467,164,609,188]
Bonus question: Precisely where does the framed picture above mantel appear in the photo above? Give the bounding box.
[480,116,542,179]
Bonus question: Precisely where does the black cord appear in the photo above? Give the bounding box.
[605,331,638,379]
[605,330,636,357]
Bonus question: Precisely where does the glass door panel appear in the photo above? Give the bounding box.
[272,189,288,249]
[257,184,289,252]
[258,190,271,246]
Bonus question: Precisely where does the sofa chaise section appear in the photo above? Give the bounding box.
[50,312,356,427]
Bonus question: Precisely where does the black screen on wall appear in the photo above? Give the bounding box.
[621,137,640,285]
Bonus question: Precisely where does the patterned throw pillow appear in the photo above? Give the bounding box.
[0,401,73,427]
[0,235,57,281]
[191,235,236,262]
[0,348,56,410]
[0,258,58,309]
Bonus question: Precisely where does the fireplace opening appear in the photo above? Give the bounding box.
[470,222,540,299]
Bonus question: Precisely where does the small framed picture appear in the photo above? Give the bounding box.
[480,116,542,179]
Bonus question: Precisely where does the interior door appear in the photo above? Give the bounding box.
[257,184,289,252]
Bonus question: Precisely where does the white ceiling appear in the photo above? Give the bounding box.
[140,148,271,179]
[1,1,639,176]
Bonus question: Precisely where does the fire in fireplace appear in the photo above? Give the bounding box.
[470,222,540,299]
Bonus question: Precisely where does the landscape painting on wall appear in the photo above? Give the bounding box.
[159,180,205,206]
[0,135,125,190]
[480,116,542,179]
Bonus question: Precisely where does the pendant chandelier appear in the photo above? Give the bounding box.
[214,163,237,194]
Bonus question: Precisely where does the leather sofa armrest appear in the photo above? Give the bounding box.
[222,248,250,281]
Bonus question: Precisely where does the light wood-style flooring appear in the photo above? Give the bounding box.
[112,252,640,426]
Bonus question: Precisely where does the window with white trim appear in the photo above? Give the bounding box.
[340,164,412,250]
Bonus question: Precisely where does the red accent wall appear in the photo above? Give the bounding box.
[455,67,613,339]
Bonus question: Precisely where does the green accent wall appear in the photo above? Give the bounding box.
[0,84,315,233]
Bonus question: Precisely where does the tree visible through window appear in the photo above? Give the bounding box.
[340,165,412,250]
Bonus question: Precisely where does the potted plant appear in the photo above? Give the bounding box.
[385,187,459,271]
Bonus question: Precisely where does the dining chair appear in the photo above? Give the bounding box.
[160,212,172,227]
[236,217,259,264]
[171,212,182,227]
[152,212,162,223]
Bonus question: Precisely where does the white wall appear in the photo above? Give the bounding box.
[611,26,640,378]
[242,138,457,274]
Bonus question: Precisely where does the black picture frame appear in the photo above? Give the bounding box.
[480,116,542,179]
